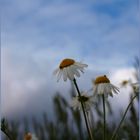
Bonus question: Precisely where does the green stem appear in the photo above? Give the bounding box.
[73,78,94,140]
[102,95,106,140]
[110,94,138,140]
[86,111,94,140]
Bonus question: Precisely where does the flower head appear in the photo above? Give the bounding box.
[71,91,96,111]
[120,79,139,93]
[24,133,38,140]
[121,80,130,87]
[54,58,88,82]
[131,82,139,93]
[93,75,119,97]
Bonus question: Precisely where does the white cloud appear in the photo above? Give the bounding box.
[2,45,138,118]
[1,0,139,118]
[107,68,138,118]
[110,68,137,84]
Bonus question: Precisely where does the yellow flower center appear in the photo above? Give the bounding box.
[94,75,110,84]
[121,80,129,86]
[78,96,89,102]
[24,133,32,140]
[59,58,75,69]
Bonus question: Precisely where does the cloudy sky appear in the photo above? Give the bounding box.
[1,0,140,119]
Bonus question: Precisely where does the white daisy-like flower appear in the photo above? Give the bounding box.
[24,133,38,140]
[54,58,88,82]
[120,80,139,93]
[120,80,131,87]
[131,82,139,93]
[93,75,119,97]
[71,92,96,111]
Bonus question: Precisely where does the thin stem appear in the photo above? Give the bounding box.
[73,78,94,140]
[102,95,106,140]
[1,129,14,140]
[86,111,94,140]
[110,94,138,140]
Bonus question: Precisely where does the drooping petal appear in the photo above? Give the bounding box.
[111,84,119,93]
[53,68,59,75]
[73,64,84,73]
[57,70,62,82]
[75,62,88,68]
[70,65,80,77]
[63,68,68,81]
[67,67,74,80]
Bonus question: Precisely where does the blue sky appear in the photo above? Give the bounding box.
[1,0,139,119]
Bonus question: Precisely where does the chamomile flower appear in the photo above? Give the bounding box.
[93,75,119,97]
[120,80,131,87]
[131,82,139,93]
[71,92,96,111]
[24,133,38,140]
[120,80,139,93]
[54,58,88,82]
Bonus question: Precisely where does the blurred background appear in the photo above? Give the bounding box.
[1,0,139,140]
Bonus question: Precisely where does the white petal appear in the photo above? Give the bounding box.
[67,67,74,80]
[57,70,62,82]
[98,84,104,94]
[63,68,68,81]
[75,62,88,68]
[53,68,60,75]
[89,95,96,103]
[93,86,97,94]
[70,65,80,77]
[105,84,111,94]
[72,64,85,73]
[95,86,99,94]
[111,84,119,93]
[71,98,78,107]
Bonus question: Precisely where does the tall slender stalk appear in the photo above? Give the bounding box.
[1,129,14,140]
[110,94,138,140]
[73,78,94,140]
[102,94,106,140]
[86,111,94,140]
